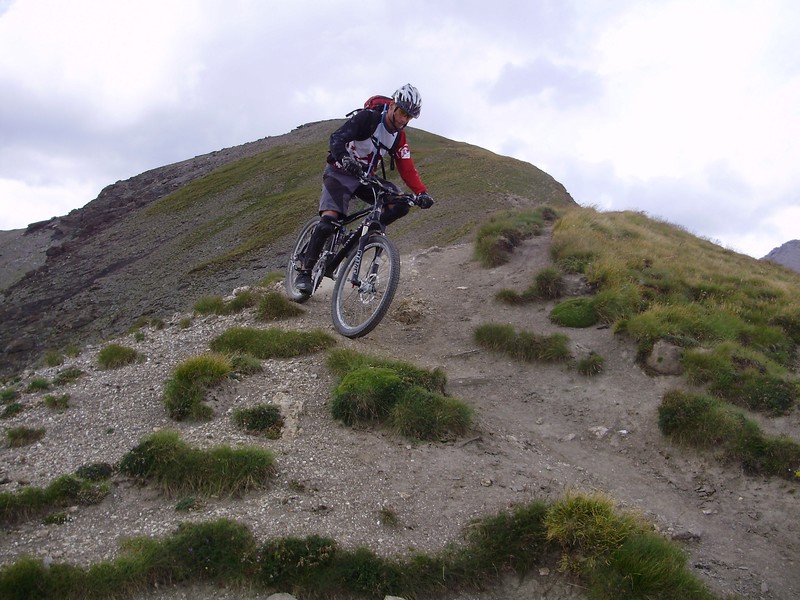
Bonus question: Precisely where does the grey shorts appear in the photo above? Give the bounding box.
[319,165,360,215]
[318,164,400,216]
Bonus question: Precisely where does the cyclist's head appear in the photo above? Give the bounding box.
[392,84,422,119]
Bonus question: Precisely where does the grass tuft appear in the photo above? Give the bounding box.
[327,350,470,441]
[210,327,335,359]
[473,208,552,267]
[474,323,571,362]
[119,430,275,497]
[0,473,109,525]
[550,298,599,328]
[658,389,800,479]
[163,353,232,421]
[6,426,45,447]
[0,492,716,600]
[256,290,304,321]
[577,352,605,376]
[232,404,284,438]
[97,344,140,369]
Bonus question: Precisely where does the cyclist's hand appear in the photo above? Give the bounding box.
[416,192,434,209]
[340,156,364,177]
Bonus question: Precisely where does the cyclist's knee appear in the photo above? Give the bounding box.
[316,214,337,236]
[380,203,410,226]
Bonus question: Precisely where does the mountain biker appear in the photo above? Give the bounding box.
[294,83,434,293]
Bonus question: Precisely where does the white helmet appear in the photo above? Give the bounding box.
[392,83,422,118]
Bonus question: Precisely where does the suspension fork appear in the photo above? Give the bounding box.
[349,218,385,286]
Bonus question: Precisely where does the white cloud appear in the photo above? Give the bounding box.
[0,177,96,230]
[0,0,798,258]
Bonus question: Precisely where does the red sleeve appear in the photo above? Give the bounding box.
[392,131,427,195]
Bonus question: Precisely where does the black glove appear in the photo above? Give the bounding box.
[340,155,364,177]
[416,192,434,209]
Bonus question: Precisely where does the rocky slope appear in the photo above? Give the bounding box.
[763,239,800,273]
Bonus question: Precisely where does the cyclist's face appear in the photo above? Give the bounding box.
[387,103,413,131]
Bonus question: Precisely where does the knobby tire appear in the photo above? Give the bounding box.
[330,234,400,338]
[285,216,321,304]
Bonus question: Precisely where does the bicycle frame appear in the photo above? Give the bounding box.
[317,176,413,287]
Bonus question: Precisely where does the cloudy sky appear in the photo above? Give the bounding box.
[1,0,798,258]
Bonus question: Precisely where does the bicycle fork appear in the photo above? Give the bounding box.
[349,222,384,290]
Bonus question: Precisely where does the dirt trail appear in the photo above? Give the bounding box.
[1,233,797,600]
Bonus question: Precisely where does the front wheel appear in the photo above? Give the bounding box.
[285,216,321,303]
[331,234,400,338]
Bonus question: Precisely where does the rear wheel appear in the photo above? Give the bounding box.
[331,234,400,338]
[285,217,321,303]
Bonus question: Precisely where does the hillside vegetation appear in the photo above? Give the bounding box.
[0,121,575,377]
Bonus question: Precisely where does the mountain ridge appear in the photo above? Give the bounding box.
[0,122,576,376]
[763,239,800,273]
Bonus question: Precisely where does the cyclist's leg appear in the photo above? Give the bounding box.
[379,201,409,225]
[295,167,355,292]
[301,212,338,269]
[354,177,408,226]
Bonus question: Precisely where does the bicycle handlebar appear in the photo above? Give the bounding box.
[358,173,419,206]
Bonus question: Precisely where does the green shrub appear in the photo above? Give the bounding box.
[550,298,598,328]
[75,462,114,482]
[259,270,285,287]
[64,344,81,358]
[454,501,551,582]
[256,290,304,321]
[194,291,260,316]
[494,288,526,304]
[225,290,258,313]
[43,511,71,525]
[163,353,232,421]
[327,350,470,441]
[97,344,140,369]
[210,327,335,359]
[119,430,275,497]
[592,284,642,323]
[175,496,203,512]
[233,404,284,438]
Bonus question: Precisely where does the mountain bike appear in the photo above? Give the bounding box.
[285,175,418,338]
